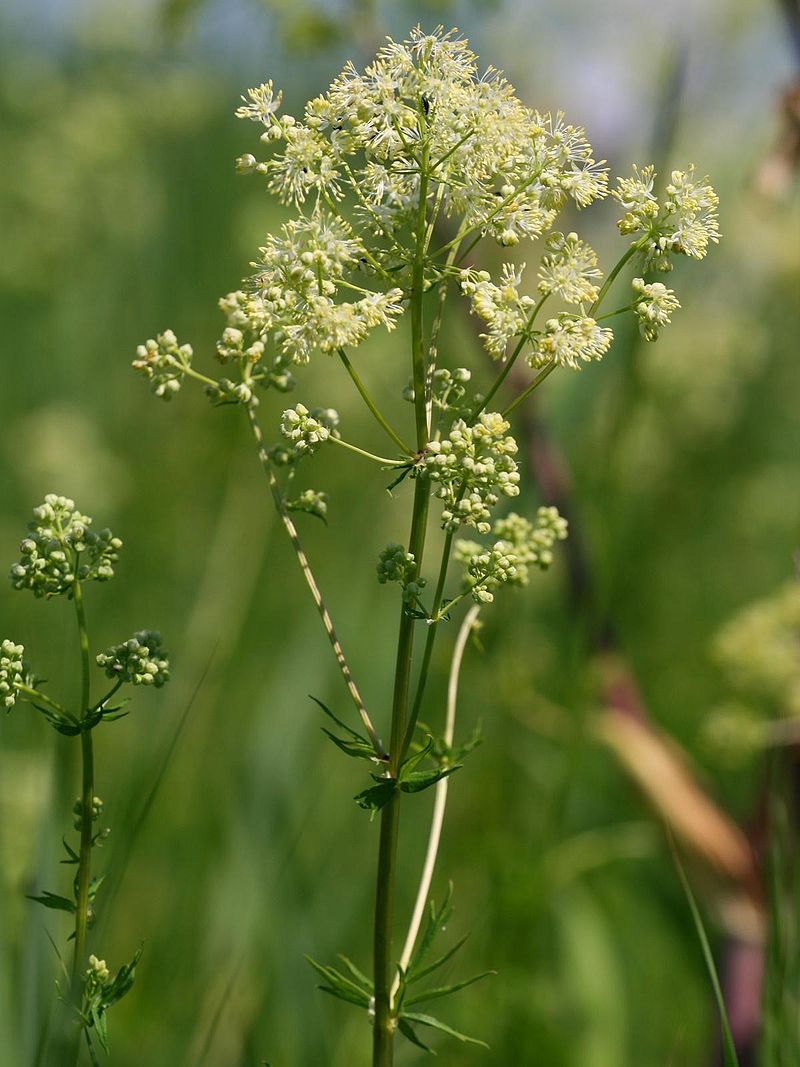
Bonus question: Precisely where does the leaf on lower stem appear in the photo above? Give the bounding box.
[311,695,378,762]
[398,1017,436,1053]
[399,765,461,794]
[26,890,76,913]
[399,1011,489,1048]
[305,956,372,1008]
[354,778,396,814]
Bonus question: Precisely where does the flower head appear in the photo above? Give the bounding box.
[529,315,613,370]
[632,278,680,341]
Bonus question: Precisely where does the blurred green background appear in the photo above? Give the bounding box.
[1,1,799,1064]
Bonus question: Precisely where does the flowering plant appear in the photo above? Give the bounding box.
[2,495,170,1063]
[135,27,718,1063]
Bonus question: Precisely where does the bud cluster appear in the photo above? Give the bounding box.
[280,404,340,457]
[9,495,122,598]
[0,639,24,710]
[376,544,427,605]
[455,506,569,603]
[423,413,520,534]
[96,631,170,688]
[133,330,193,401]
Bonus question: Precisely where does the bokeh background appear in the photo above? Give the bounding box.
[1,1,799,1064]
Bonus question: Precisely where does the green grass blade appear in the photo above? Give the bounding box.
[670,841,740,1067]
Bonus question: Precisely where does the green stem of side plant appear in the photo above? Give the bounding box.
[373,132,432,1067]
[337,349,415,458]
[71,580,94,1009]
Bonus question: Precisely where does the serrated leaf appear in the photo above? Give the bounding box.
[407,933,470,985]
[398,1017,435,1053]
[405,970,496,1007]
[398,735,434,782]
[401,1011,489,1048]
[354,779,396,814]
[27,890,75,913]
[400,765,461,794]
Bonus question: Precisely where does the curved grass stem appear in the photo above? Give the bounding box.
[246,405,386,760]
[392,604,480,1004]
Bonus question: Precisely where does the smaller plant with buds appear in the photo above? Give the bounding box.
[2,494,170,1063]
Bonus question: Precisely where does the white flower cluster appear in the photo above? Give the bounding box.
[460,265,535,360]
[422,413,520,533]
[96,630,170,688]
[9,496,122,598]
[251,211,404,365]
[454,506,568,603]
[132,330,193,401]
[0,639,24,710]
[529,315,613,370]
[537,231,602,305]
[241,28,607,244]
[612,164,720,270]
[280,404,340,456]
[632,278,680,342]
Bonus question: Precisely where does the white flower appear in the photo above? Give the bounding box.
[632,278,680,341]
[537,231,602,305]
[529,315,613,370]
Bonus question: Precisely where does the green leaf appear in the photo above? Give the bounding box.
[400,765,461,794]
[670,842,740,1067]
[312,696,379,762]
[321,728,377,761]
[398,1017,435,1053]
[33,703,82,736]
[103,948,143,1009]
[336,954,372,993]
[60,837,79,865]
[309,695,363,741]
[27,890,75,913]
[398,735,434,781]
[410,886,455,975]
[305,956,371,1008]
[407,934,470,986]
[385,464,413,495]
[401,1011,489,1048]
[354,779,396,814]
[405,970,496,1007]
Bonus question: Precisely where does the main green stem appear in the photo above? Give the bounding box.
[71,579,94,1059]
[372,128,431,1067]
